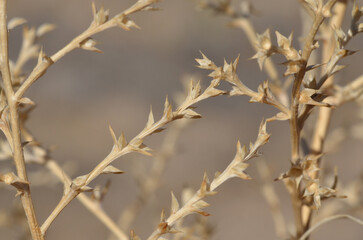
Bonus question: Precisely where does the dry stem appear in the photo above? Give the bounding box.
[288,1,337,238]
[44,160,129,240]
[290,0,337,164]
[0,1,42,239]
[302,0,348,234]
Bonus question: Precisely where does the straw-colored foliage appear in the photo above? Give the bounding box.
[0,0,362,239]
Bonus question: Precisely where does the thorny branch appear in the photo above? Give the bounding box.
[147,121,270,240]
[1,0,161,238]
[15,0,161,101]
[198,0,289,106]
[1,0,362,239]
[290,0,338,165]
[41,74,225,234]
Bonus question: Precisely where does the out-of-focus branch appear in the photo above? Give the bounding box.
[299,214,363,240]
[257,160,287,239]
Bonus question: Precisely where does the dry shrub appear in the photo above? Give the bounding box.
[0,0,362,239]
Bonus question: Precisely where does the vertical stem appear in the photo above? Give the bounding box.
[289,2,337,237]
[0,1,43,239]
[303,0,348,234]
[290,8,327,164]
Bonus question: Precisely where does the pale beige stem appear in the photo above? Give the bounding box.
[288,1,337,238]
[40,149,126,234]
[299,214,363,240]
[257,160,287,239]
[45,160,129,240]
[302,0,348,233]
[290,1,336,164]
[0,1,43,239]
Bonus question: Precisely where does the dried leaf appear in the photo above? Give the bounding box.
[109,125,118,147]
[170,192,179,214]
[192,199,211,216]
[193,199,210,209]
[275,31,292,49]
[80,186,93,192]
[205,87,225,97]
[146,107,155,129]
[182,108,202,119]
[0,172,29,193]
[92,3,109,26]
[281,59,303,76]
[199,172,211,197]
[116,16,140,31]
[251,29,273,70]
[195,52,217,70]
[142,6,161,11]
[160,209,166,223]
[306,63,324,72]
[36,23,56,37]
[102,165,124,174]
[162,96,173,120]
[299,88,331,107]
[18,97,35,105]
[267,112,290,122]
[190,80,201,100]
[118,132,127,149]
[8,17,27,30]
[131,142,153,156]
[79,37,103,53]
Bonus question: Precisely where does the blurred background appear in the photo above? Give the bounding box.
[1,0,363,239]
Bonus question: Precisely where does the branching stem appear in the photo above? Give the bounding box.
[289,1,337,238]
[0,1,43,239]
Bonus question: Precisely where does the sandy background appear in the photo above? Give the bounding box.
[1,0,363,239]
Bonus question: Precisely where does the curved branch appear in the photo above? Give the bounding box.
[299,214,363,240]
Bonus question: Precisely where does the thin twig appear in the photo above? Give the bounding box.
[41,76,225,234]
[299,214,363,240]
[14,0,160,101]
[45,160,129,240]
[257,160,287,239]
[147,123,270,240]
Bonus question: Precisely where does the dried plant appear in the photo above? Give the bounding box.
[0,0,363,240]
